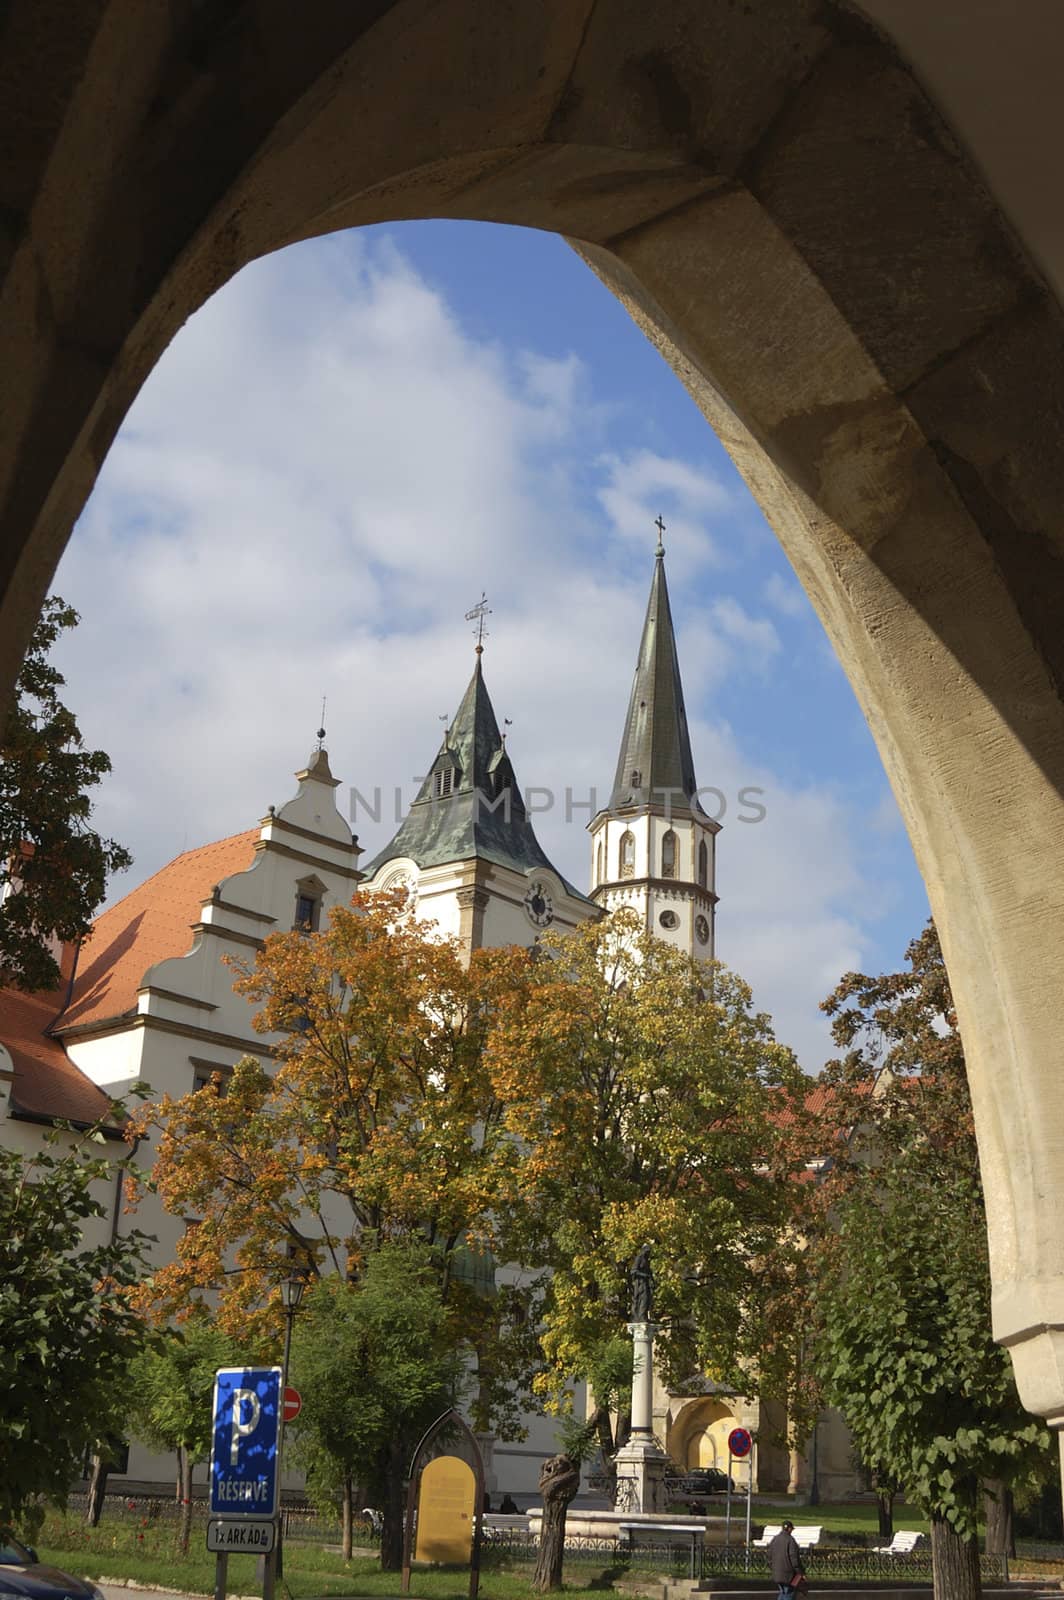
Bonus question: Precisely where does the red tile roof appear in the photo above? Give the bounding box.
[0,828,259,1129]
[0,983,114,1127]
[56,829,259,1031]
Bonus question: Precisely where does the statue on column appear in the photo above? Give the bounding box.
[630,1244,654,1321]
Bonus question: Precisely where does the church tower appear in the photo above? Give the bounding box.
[589,524,719,959]
[363,627,598,953]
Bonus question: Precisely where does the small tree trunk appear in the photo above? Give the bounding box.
[532,1454,580,1593]
[84,1452,110,1525]
[592,1406,617,1502]
[875,1482,895,1540]
[983,1481,1015,1559]
[930,1516,981,1600]
[341,1472,353,1561]
[177,1446,193,1555]
[379,1438,406,1572]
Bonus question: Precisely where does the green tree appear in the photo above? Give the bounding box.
[806,923,1054,1600]
[291,1247,463,1568]
[0,1126,150,1537]
[129,1316,234,1552]
[0,596,131,993]
[484,911,809,1582]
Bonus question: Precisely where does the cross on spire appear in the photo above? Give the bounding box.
[655,514,666,556]
[465,592,492,655]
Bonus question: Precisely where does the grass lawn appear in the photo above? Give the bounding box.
[34,1514,625,1600]
[34,1504,945,1598]
[783,1503,931,1537]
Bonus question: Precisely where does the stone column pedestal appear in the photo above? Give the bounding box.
[614,1320,670,1513]
[613,1432,670,1514]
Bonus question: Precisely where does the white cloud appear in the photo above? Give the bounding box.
[710,597,782,672]
[763,570,809,619]
[55,230,897,1073]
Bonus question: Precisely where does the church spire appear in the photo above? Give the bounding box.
[362,651,590,902]
[608,525,701,817]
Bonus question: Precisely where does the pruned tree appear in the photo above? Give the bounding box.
[805,923,1054,1600]
[0,597,130,992]
[532,1454,580,1592]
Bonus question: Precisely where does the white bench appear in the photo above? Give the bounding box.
[753,1525,822,1550]
[872,1530,924,1555]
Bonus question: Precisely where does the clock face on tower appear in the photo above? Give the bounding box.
[382,869,418,910]
[524,880,554,928]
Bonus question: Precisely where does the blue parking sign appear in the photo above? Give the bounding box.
[209,1367,282,1517]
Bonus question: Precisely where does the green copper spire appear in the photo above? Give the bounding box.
[364,654,591,899]
[608,534,702,816]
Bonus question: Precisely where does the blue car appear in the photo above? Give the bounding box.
[0,1539,107,1600]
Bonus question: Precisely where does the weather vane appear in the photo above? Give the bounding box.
[465,592,492,655]
[655,514,666,555]
[502,717,513,746]
[316,695,327,750]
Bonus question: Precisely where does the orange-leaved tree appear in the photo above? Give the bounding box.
[126,890,533,1566]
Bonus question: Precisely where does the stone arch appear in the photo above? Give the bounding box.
[4,0,1064,1421]
[668,1397,738,1472]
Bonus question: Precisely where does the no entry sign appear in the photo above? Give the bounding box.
[283,1386,302,1423]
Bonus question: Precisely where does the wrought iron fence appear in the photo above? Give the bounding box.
[695,1547,1006,1584]
[480,1533,1009,1584]
[61,1493,380,1547]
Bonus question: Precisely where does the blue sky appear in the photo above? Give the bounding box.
[53,220,928,1069]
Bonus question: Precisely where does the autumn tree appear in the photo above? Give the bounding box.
[128,1316,234,1553]
[127,892,535,1567]
[485,912,809,1520]
[0,1126,150,1538]
[805,923,1054,1600]
[291,1247,463,1566]
[0,597,131,992]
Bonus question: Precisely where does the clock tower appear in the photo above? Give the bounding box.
[589,527,719,959]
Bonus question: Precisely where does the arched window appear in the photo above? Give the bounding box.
[620,830,636,879]
[698,839,709,888]
[596,840,603,883]
[661,829,677,879]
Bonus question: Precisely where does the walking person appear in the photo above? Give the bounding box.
[768,1522,806,1600]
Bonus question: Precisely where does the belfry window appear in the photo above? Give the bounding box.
[698,839,709,889]
[434,766,454,799]
[596,840,603,883]
[620,830,636,879]
[661,829,677,879]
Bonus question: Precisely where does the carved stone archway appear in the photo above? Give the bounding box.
[4,0,1064,1424]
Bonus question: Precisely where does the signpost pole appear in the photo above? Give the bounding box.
[214,1553,227,1600]
[745,1452,753,1551]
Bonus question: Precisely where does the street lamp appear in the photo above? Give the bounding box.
[274,1267,309,1589]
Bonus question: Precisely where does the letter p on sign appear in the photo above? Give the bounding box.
[230,1388,261,1464]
